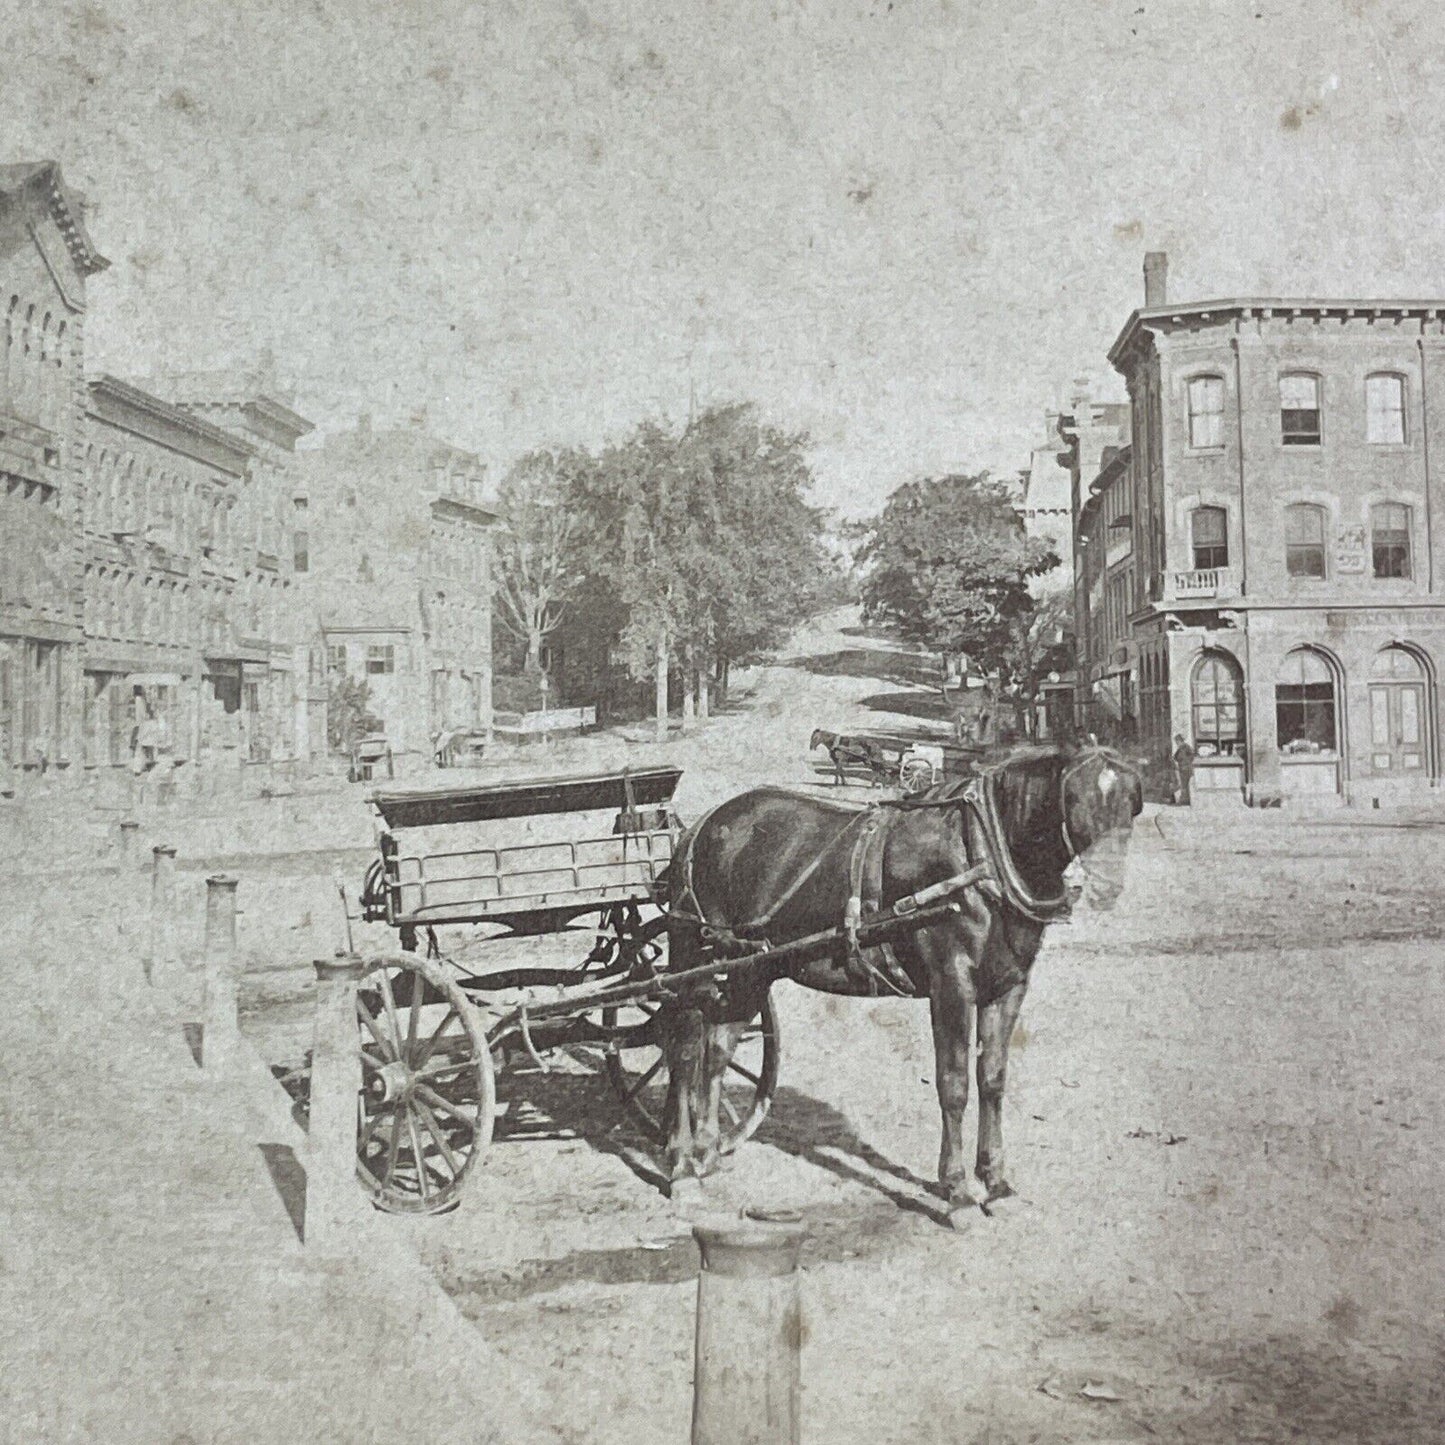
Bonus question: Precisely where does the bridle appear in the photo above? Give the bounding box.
[1058,746,1140,860]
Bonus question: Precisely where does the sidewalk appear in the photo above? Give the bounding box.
[0,879,562,1445]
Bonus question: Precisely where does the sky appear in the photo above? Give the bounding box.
[7,0,1445,516]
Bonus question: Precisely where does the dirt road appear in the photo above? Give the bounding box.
[222,610,1445,1443]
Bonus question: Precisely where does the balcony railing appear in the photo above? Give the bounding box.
[1168,566,1237,601]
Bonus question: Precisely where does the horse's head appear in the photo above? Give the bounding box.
[809,729,828,751]
[1059,747,1143,912]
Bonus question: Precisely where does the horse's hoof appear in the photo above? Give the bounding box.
[979,1183,1023,1218]
[943,1200,981,1231]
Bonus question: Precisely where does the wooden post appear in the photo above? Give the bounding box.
[145,844,178,989]
[201,874,240,1075]
[655,631,669,743]
[691,1219,805,1445]
[117,817,140,864]
[307,954,367,1249]
[698,665,710,721]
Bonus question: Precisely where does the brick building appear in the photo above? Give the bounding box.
[297,418,496,760]
[0,162,108,783]
[1078,252,1445,806]
[81,368,316,775]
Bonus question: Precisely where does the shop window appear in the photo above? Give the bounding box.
[327,644,348,675]
[1190,651,1244,756]
[366,644,394,676]
[1187,376,1225,449]
[1280,373,1322,446]
[1366,373,1406,445]
[1371,502,1411,579]
[1284,503,1327,578]
[1275,649,1337,754]
[1190,506,1228,570]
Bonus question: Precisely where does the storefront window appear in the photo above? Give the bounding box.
[1275,649,1337,754]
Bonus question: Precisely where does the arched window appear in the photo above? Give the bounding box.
[1187,376,1226,449]
[1191,651,1244,755]
[1280,372,1322,446]
[1276,649,1337,754]
[1371,646,1424,680]
[1190,505,1228,570]
[1284,503,1327,578]
[1366,373,1406,445]
[1371,502,1411,579]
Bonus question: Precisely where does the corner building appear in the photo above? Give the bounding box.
[1094,252,1445,806]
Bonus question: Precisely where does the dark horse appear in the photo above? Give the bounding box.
[660,744,1142,1218]
[809,728,893,787]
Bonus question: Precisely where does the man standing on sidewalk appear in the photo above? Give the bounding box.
[1172,733,1196,806]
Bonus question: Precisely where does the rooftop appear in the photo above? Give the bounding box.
[0,160,109,277]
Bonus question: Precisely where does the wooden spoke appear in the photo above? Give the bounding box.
[360,1101,400,1150]
[384,1105,404,1181]
[360,1049,387,1075]
[378,969,404,1046]
[358,997,396,1060]
[416,1082,476,1131]
[406,967,424,1055]
[415,1057,469,1083]
[720,1092,742,1128]
[411,1004,459,1072]
[414,1098,462,1178]
[406,1112,431,1202]
[726,1059,762,1086]
[621,1056,665,1107]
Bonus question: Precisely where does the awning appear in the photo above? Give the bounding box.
[85,654,151,675]
[127,672,183,687]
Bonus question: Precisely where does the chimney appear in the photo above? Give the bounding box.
[1144,251,1168,308]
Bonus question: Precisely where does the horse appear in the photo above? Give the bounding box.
[659,743,1143,1220]
[809,728,893,787]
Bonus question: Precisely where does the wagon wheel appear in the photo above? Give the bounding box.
[355,954,496,1215]
[603,990,780,1154]
[898,756,935,795]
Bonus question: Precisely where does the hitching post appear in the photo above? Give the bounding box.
[691,1217,806,1445]
[201,874,240,1075]
[307,954,367,1249]
[145,844,178,989]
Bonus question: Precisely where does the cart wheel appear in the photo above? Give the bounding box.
[355,954,495,1215]
[898,757,935,795]
[602,992,780,1153]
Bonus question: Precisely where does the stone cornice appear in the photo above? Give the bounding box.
[1109,299,1445,372]
[87,376,255,476]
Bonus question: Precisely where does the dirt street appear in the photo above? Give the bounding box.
[210,611,1445,1442]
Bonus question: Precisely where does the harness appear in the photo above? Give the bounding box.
[667,760,1085,997]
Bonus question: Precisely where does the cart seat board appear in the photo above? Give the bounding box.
[369,766,684,828]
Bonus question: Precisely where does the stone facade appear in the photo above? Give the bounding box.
[0,162,108,784]
[296,419,496,761]
[1083,251,1445,806]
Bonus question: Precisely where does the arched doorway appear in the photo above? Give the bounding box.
[1368,646,1428,777]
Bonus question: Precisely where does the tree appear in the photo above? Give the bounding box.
[562,404,838,736]
[860,472,1058,684]
[1000,591,1077,736]
[326,675,382,754]
[493,449,585,676]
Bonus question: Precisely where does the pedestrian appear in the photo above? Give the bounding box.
[1172,733,1195,806]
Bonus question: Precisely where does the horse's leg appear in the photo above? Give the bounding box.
[927,946,982,1215]
[976,981,1027,1203]
[662,1001,706,1193]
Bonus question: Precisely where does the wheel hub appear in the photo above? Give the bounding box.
[377,1059,414,1104]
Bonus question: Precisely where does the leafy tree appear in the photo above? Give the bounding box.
[493,449,585,676]
[326,674,383,753]
[861,472,1058,684]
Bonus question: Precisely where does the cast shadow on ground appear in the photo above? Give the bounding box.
[779,647,942,690]
[495,1065,950,1225]
[258,1142,307,1244]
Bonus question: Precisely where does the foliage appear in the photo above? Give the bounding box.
[326,674,382,753]
[493,449,586,674]
[860,473,1058,684]
[563,403,839,686]
[1001,590,1077,704]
